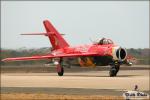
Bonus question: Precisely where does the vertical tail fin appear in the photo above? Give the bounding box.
[43,20,69,50]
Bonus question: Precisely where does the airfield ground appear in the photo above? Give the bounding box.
[1,65,149,100]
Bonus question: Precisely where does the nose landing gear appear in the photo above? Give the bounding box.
[109,62,120,77]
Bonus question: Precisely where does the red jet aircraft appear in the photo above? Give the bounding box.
[2,20,127,77]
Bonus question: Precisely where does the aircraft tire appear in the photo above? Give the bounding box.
[109,67,116,77]
[115,65,120,74]
[109,64,120,77]
[57,66,64,76]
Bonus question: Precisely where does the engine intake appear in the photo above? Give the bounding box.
[112,47,127,61]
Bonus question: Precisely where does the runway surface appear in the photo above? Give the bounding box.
[1,67,149,90]
[1,65,149,100]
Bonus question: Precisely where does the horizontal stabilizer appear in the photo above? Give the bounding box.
[21,32,53,36]
[21,32,65,36]
[21,33,48,35]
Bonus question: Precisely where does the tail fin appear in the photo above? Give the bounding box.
[21,20,69,50]
[43,20,69,50]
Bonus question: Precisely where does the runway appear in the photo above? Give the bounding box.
[1,68,149,91]
[1,65,149,99]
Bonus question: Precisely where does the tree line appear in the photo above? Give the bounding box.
[1,48,149,65]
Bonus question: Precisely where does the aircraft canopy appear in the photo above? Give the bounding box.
[97,38,114,45]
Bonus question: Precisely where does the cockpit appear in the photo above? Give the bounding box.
[97,38,114,45]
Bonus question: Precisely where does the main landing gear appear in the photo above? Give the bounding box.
[56,58,64,76]
[56,64,64,76]
[109,62,120,77]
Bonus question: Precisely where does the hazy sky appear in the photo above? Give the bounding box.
[1,1,149,49]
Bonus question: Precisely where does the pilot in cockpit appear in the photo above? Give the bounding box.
[98,38,106,45]
[98,38,113,45]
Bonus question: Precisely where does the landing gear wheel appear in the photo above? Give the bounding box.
[115,65,120,74]
[109,67,117,77]
[109,65,120,77]
[56,64,64,76]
